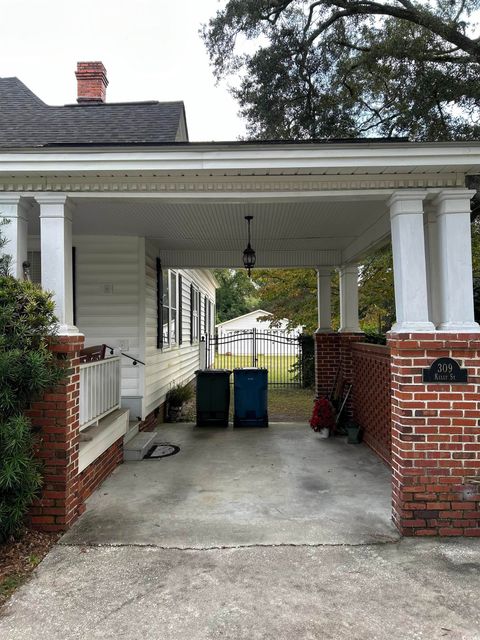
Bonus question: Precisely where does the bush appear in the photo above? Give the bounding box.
[361,329,387,345]
[166,382,194,407]
[289,334,315,388]
[0,276,63,542]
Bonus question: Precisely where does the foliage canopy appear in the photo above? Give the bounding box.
[203,0,480,140]
[214,268,259,322]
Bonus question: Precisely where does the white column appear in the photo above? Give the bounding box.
[424,205,441,327]
[434,189,479,332]
[338,264,360,332]
[0,195,29,279]
[389,191,434,333]
[315,267,332,332]
[36,194,79,335]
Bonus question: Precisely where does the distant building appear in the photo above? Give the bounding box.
[216,310,302,355]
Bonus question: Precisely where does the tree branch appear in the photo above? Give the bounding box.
[316,0,480,61]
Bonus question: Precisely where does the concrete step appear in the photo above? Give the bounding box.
[124,420,141,445]
[123,430,157,461]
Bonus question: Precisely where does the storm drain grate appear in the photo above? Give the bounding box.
[144,443,180,459]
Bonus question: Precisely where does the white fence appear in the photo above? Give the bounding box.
[79,357,121,430]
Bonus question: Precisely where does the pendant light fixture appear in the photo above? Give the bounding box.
[242,215,256,277]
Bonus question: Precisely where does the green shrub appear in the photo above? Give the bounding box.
[361,328,387,346]
[166,382,194,407]
[0,276,63,542]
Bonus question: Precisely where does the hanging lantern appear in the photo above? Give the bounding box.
[242,215,256,277]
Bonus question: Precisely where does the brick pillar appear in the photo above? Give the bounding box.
[28,334,84,532]
[315,332,365,417]
[315,332,339,398]
[338,332,364,418]
[389,332,480,537]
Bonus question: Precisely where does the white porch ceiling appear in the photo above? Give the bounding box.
[27,195,390,267]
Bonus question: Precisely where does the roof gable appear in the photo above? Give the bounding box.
[0,77,188,148]
[216,310,272,327]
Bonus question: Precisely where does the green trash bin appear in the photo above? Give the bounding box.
[195,369,231,427]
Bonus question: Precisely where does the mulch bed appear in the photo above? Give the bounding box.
[0,529,59,608]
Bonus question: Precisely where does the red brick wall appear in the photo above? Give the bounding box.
[389,332,480,537]
[28,335,84,532]
[338,333,364,417]
[314,332,363,417]
[352,343,392,466]
[315,332,339,398]
[27,334,163,533]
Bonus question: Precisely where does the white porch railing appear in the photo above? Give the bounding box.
[79,357,121,430]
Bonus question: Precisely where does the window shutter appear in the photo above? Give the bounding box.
[178,275,183,345]
[156,258,163,349]
[190,284,194,344]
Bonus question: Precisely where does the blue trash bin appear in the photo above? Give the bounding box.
[233,368,268,428]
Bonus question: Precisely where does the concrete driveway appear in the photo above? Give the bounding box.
[62,422,397,547]
[2,424,480,639]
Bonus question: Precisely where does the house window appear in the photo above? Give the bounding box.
[190,284,199,343]
[170,271,177,344]
[160,266,178,348]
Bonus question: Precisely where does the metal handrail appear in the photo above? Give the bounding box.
[104,344,145,366]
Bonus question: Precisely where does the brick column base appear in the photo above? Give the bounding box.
[338,332,364,418]
[389,332,480,536]
[315,331,364,418]
[315,332,339,398]
[28,334,84,532]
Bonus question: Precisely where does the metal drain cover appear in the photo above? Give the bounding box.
[144,443,180,459]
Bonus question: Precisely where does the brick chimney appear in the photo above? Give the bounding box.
[75,61,108,103]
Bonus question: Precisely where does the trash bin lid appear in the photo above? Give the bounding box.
[195,369,232,374]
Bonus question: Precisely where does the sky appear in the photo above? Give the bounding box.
[0,0,246,141]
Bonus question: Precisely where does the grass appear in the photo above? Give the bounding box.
[0,574,25,600]
[213,354,298,385]
[181,355,315,424]
[182,385,315,423]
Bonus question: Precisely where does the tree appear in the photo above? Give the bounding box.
[203,0,480,140]
[471,218,480,321]
[253,268,321,333]
[359,245,395,333]
[214,268,259,322]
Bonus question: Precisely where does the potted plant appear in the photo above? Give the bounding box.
[166,382,194,422]
[309,397,335,439]
[346,422,363,444]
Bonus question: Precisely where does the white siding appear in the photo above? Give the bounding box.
[74,236,143,399]
[144,241,216,417]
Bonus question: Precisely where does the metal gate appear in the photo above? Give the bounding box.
[206,329,304,387]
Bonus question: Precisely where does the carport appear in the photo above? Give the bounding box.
[2,138,480,537]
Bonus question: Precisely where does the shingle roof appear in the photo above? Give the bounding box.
[0,77,187,148]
